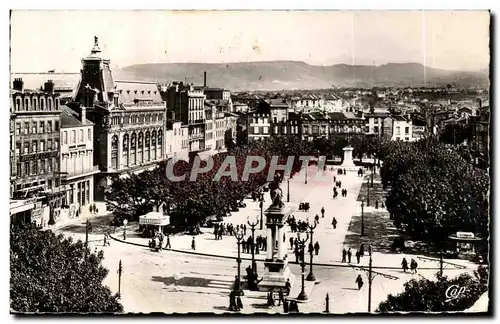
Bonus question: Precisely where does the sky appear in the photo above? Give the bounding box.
[10,10,490,72]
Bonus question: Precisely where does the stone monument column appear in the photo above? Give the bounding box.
[266,227,273,259]
[258,187,295,292]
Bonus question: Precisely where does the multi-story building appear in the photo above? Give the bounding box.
[68,37,167,200]
[247,110,271,142]
[162,82,206,154]
[290,95,323,112]
[10,78,63,227]
[364,111,391,136]
[165,120,189,161]
[59,106,99,219]
[392,115,413,141]
[470,105,490,169]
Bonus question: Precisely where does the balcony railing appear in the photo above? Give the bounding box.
[188,133,204,140]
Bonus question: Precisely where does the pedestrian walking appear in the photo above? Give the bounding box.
[285,278,291,296]
[166,234,171,249]
[191,236,196,250]
[289,237,294,250]
[314,241,320,255]
[242,240,247,253]
[401,258,408,272]
[356,250,361,264]
[236,295,243,311]
[332,217,337,229]
[229,290,237,311]
[295,247,300,263]
[355,274,364,290]
[342,248,347,263]
[359,243,365,257]
[334,176,336,183]
[347,248,352,263]
[343,168,346,175]
[344,189,347,197]
[368,244,372,256]
[314,214,319,225]
[283,232,286,243]
[375,200,379,209]
[278,288,284,306]
[410,259,418,274]
[321,207,325,218]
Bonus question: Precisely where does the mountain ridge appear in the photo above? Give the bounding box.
[115,61,489,91]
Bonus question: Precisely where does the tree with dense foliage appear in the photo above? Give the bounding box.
[10,224,123,313]
[382,137,489,246]
[377,267,488,313]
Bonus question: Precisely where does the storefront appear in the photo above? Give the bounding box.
[10,198,44,226]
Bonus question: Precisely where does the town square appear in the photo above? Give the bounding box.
[9,10,490,315]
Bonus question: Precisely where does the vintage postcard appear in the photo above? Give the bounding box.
[9,10,491,315]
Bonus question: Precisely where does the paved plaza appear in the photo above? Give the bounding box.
[54,165,481,314]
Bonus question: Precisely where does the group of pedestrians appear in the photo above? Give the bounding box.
[148,232,172,252]
[341,244,372,264]
[401,257,419,273]
[286,215,309,233]
[214,223,246,240]
[242,235,267,254]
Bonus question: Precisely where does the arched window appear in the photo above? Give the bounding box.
[130,132,137,165]
[24,97,30,111]
[32,97,38,111]
[111,135,118,169]
[145,131,150,161]
[158,130,163,158]
[47,98,53,110]
[122,134,129,166]
[55,98,59,109]
[15,97,21,111]
[137,132,144,163]
[40,97,45,111]
[151,130,157,160]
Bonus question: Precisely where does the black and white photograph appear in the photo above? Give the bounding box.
[8,9,491,315]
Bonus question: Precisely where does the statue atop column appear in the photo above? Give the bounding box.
[94,36,99,48]
[270,187,284,209]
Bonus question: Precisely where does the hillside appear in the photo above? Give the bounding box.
[114,61,489,91]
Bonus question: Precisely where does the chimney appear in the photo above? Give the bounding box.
[81,105,86,124]
[44,80,55,93]
[204,71,207,88]
[13,78,23,91]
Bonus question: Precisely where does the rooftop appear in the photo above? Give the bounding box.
[60,105,93,128]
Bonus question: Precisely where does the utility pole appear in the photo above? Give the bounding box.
[85,218,90,246]
[287,178,290,202]
[361,199,365,236]
[117,259,123,298]
[259,198,264,230]
[351,253,398,313]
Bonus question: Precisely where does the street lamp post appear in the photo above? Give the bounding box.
[259,199,264,230]
[85,218,90,246]
[361,199,365,236]
[366,178,370,207]
[247,217,259,277]
[370,163,374,188]
[306,220,317,281]
[234,230,245,296]
[296,232,309,301]
[117,259,123,298]
[287,178,290,202]
[123,219,128,240]
[305,165,308,184]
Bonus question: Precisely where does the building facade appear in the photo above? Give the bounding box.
[10,78,63,226]
[392,115,413,141]
[69,37,167,200]
[60,106,99,219]
[162,82,206,154]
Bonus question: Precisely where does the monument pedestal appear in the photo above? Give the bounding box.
[257,204,295,292]
[258,259,295,291]
[340,146,358,173]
